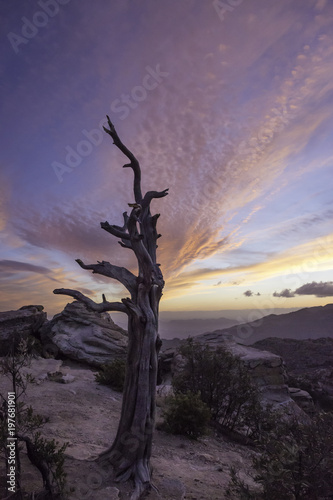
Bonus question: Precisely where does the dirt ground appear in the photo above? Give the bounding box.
[0,357,256,499]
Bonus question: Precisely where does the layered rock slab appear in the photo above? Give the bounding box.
[0,305,47,355]
[40,301,127,367]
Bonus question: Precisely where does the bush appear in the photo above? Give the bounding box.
[173,338,260,433]
[95,358,126,391]
[0,339,68,499]
[226,411,333,499]
[162,391,211,439]
[31,432,68,496]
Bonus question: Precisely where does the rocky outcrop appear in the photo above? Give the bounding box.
[288,387,314,414]
[160,332,303,413]
[252,337,333,410]
[195,331,292,407]
[0,305,47,355]
[39,301,128,367]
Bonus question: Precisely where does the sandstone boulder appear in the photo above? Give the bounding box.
[0,305,47,355]
[39,301,127,367]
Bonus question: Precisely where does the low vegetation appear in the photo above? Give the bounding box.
[227,410,333,499]
[162,338,333,497]
[0,340,68,499]
[95,358,126,392]
[168,338,261,437]
[161,391,211,439]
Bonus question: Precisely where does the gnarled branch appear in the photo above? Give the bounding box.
[101,221,130,240]
[141,188,169,209]
[53,288,127,314]
[75,259,136,296]
[103,115,142,203]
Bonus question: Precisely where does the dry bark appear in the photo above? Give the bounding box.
[53,117,168,499]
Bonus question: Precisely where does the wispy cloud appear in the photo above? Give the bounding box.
[11,202,137,270]
[164,232,333,297]
[0,259,55,276]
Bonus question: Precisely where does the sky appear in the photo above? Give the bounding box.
[1,0,333,322]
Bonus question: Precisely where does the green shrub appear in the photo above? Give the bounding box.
[0,339,69,499]
[226,411,333,499]
[95,358,126,391]
[173,338,260,433]
[32,432,68,496]
[162,391,211,439]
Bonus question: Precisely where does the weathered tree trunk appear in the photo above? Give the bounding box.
[53,117,168,499]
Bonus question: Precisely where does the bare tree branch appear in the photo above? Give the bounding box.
[100,221,130,240]
[103,115,142,203]
[141,189,169,209]
[53,288,128,314]
[118,240,133,250]
[75,259,137,295]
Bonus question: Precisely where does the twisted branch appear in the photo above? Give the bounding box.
[103,115,142,203]
[53,289,127,314]
[75,259,136,296]
[141,189,169,209]
[100,221,130,240]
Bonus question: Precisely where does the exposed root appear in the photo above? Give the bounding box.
[130,480,150,500]
[96,452,154,500]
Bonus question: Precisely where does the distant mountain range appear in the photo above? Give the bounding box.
[159,317,238,339]
[208,304,333,345]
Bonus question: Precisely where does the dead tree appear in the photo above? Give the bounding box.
[53,117,168,499]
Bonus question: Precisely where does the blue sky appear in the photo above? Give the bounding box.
[1,0,333,319]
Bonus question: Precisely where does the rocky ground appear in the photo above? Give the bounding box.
[0,357,257,500]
